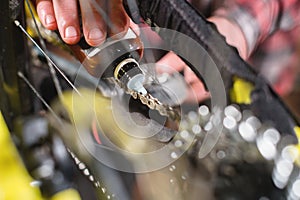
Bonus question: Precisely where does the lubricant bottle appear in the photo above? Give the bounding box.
[70,28,147,94]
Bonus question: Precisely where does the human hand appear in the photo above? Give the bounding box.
[156,52,210,103]
[36,0,130,46]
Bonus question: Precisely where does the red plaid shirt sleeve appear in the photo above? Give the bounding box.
[214,0,300,56]
[213,0,300,96]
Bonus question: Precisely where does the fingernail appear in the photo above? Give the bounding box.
[65,26,78,38]
[45,15,55,25]
[88,28,103,40]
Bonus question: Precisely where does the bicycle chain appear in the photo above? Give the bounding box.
[124,88,181,121]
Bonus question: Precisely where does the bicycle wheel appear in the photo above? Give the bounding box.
[1,0,300,200]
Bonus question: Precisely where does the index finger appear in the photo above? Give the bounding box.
[52,0,81,44]
[36,0,57,30]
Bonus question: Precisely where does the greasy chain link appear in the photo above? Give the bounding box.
[125,88,181,121]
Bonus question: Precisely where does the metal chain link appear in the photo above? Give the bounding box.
[125,89,181,121]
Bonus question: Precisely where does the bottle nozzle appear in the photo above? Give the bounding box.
[114,58,147,94]
[127,73,147,95]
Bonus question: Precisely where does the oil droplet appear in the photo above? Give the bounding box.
[169,165,176,172]
[204,121,213,132]
[180,130,189,139]
[291,179,300,198]
[74,157,80,164]
[171,152,178,159]
[192,124,201,135]
[170,179,174,184]
[224,105,242,122]
[30,180,41,187]
[69,151,75,158]
[89,175,94,182]
[83,168,90,176]
[95,181,100,188]
[188,111,198,122]
[198,105,209,117]
[216,150,226,159]
[180,120,189,130]
[78,162,86,170]
[174,140,183,148]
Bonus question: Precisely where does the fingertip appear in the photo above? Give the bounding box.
[36,0,57,30]
[52,0,80,45]
[86,28,106,46]
[44,14,57,30]
[62,26,80,44]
